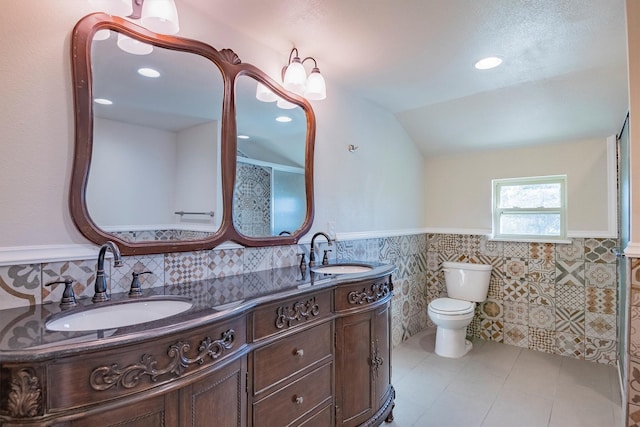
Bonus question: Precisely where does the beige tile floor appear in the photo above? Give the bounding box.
[388,329,622,427]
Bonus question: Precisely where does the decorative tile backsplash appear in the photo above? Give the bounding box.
[0,232,619,366]
[112,229,213,242]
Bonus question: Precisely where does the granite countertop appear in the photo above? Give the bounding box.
[0,262,395,361]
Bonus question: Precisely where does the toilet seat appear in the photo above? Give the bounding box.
[429,298,474,316]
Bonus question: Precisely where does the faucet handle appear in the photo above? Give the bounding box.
[46,279,78,310]
[322,249,333,265]
[129,271,152,297]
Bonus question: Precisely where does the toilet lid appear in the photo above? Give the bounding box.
[429,298,475,315]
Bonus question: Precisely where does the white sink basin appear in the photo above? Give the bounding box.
[311,264,373,274]
[46,298,192,332]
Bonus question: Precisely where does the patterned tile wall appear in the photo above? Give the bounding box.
[0,232,619,366]
[425,234,618,365]
[627,259,640,426]
[234,163,272,237]
[112,230,213,242]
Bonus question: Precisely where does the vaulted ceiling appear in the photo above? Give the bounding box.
[182,0,630,156]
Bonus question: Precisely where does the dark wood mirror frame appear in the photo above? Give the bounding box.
[70,13,315,255]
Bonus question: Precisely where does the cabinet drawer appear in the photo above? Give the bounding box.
[334,275,393,312]
[253,363,332,427]
[253,321,332,395]
[252,290,332,340]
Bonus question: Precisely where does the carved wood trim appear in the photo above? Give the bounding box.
[369,339,383,378]
[219,48,241,65]
[275,297,319,329]
[359,386,395,427]
[90,329,235,391]
[347,280,391,305]
[7,368,42,418]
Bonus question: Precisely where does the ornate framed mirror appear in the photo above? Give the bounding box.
[70,13,315,255]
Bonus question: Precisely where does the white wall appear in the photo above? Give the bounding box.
[89,118,177,227]
[175,121,220,227]
[424,138,611,235]
[309,95,421,235]
[309,91,425,235]
[0,0,425,250]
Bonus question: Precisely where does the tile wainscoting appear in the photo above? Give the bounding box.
[0,233,618,365]
[425,234,619,365]
[626,258,640,425]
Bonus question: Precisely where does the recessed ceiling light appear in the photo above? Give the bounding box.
[474,56,503,70]
[238,134,250,139]
[137,67,161,78]
[275,116,292,123]
[94,98,113,105]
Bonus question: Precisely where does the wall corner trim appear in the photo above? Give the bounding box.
[625,242,640,258]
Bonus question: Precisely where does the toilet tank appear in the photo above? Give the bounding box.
[442,261,492,302]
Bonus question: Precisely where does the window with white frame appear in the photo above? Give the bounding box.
[492,175,567,240]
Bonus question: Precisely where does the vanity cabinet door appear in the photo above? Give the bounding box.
[372,302,393,415]
[335,299,393,427]
[66,391,179,426]
[180,358,247,427]
[335,310,374,427]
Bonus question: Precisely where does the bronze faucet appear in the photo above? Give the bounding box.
[309,232,332,267]
[92,241,123,303]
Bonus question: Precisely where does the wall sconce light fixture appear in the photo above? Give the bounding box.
[89,0,180,35]
[283,48,326,100]
[256,47,327,105]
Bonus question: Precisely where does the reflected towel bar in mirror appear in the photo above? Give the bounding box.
[174,211,215,217]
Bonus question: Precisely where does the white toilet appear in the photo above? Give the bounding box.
[427,261,492,358]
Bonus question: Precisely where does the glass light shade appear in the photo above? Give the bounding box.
[93,29,111,41]
[304,68,326,100]
[140,0,180,34]
[88,0,133,16]
[283,59,306,95]
[277,98,297,110]
[117,33,153,55]
[256,82,278,102]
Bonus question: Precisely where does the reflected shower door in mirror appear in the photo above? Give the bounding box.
[233,75,308,237]
[87,27,224,243]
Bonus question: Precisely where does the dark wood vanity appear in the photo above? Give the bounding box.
[0,264,395,426]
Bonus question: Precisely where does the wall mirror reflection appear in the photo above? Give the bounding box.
[88,29,224,243]
[70,13,316,255]
[233,75,307,237]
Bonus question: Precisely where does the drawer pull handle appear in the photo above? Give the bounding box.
[294,348,304,357]
[294,396,304,405]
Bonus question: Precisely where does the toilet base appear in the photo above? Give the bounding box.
[434,326,473,358]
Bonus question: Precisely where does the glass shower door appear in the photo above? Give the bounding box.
[617,113,630,387]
